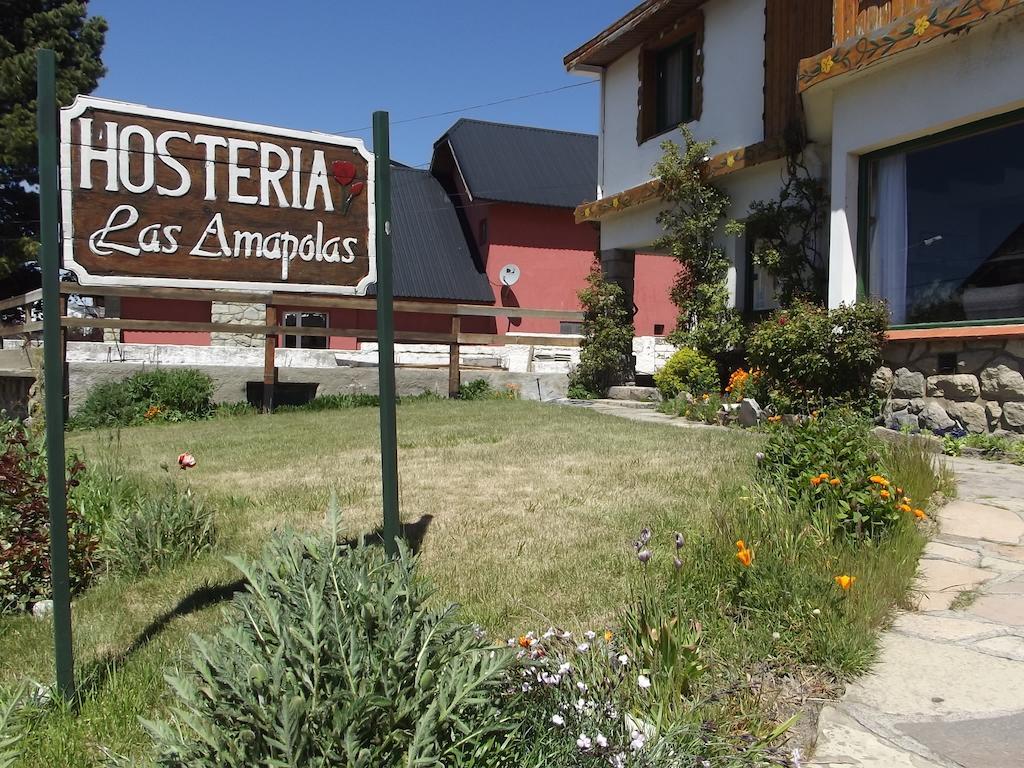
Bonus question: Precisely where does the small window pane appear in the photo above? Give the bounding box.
[559,321,583,335]
[655,38,694,134]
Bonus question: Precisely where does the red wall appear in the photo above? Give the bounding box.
[634,253,680,337]
[121,297,211,345]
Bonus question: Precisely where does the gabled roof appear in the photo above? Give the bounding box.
[564,0,706,71]
[387,166,493,303]
[434,118,598,209]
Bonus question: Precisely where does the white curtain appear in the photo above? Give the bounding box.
[870,155,908,324]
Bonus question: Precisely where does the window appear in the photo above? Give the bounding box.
[653,323,665,336]
[559,321,583,335]
[743,232,781,318]
[863,114,1024,325]
[283,311,328,349]
[638,13,703,143]
[655,39,694,133]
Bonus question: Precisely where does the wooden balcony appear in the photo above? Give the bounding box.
[833,0,931,43]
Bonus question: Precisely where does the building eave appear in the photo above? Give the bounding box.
[563,0,707,72]
[573,138,787,223]
[797,0,1024,94]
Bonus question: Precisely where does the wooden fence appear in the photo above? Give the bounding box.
[0,283,585,409]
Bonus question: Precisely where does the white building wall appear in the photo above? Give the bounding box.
[824,12,1024,307]
[600,0,767,198]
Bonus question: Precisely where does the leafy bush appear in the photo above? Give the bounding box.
[275,392,381,412]
[70,368,215,429]
[0,422,98,614]
[659,392,723,424]
[759,408,931,539]
[456,379,519,401]
[99,480,215,577]
[568,264,634,399]
[746,299,888,412]
[144,534,520,767]
[653,347,719,400]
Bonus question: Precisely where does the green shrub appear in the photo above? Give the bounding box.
[143,535,520,767]
[99,480,215,577]
[746,299,888,412]
[568,265,634,398]
[653,347,719,400]
[70,368,215,429]
[759,408,937,539]
[457,378,493,400]
[0,422,98,614]
[275,393,381,413]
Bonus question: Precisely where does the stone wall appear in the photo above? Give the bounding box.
[210,301,265,347]
[876,338,1024,436]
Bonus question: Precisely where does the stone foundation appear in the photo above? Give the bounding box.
[211,301,265,347]
[876,337,1024,435]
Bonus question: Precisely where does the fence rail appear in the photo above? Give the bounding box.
[0,283,585,404]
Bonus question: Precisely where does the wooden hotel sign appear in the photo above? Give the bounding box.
[60,97,376,295]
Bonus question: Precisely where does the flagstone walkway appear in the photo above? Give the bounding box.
[560,400,1024,766]
[810,456,1024,768]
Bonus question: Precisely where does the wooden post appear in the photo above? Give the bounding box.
[262,305,277,413]
[448,316,461,398]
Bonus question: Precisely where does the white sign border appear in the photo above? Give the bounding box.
[59,96,377,296]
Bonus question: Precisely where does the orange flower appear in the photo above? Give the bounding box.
[869,475,890,486]
[913,508,927,520]
[829,478,841,487]
[517,636,531,648]
[604,630,614,643]
[898,503,912,513]
[818,472,830,480]
[735,540,753,567]
[834,575,857,591]
[879,489,891,500]
[767,415,782,423]
[896,487,904,495]
[810,476,823,487]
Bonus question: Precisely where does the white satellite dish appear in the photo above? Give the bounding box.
[499,263,521,287]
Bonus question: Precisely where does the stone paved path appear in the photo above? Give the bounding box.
[561,400,1024,767]
[810,457,1024,768]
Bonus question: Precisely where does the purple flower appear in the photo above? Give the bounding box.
[674,531,685,549]
[637,549,653,564]
[673,556,683,571]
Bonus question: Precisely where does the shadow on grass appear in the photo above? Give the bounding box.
[72,514,434,706]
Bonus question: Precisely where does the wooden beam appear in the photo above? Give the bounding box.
[448,316,461,398]
[0,322,43,336]
[0,289,43,312]
[60,282,272,304]
[263,305,277,413]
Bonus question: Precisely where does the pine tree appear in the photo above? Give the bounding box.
[0,1,106,277]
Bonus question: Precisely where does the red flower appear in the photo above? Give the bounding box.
[177,452,197,470]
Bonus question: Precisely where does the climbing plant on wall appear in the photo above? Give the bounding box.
[654,126,743,364]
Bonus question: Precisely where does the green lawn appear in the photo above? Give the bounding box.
[1,400,759,766]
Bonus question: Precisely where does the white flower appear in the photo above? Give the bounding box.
[551,714,565,727]
[617,653,629,666]
[611,753,627,768]
[521,682,532,692]
[560,630,573,640]
[577,734,592,750]
[772,631,781,640]
[792,747,803,767]
[577,681,588,692]
[596,733,609,748]
[575,697,586,712]
[584,630,597,641]
[558,662,572,675]
[543,627,556,639]
[812,608,821,616]
[577,642,590,653]
[637,674,651,689]
[630,731,646,752]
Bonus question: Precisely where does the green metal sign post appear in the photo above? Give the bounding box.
[37,48,75,700]
[373,111,401,554]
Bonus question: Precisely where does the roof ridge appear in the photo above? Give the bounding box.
[450,116,597,140]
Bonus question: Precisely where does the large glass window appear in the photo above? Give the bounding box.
[866,116,1024,325]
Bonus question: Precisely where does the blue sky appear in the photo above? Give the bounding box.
[89,1,635,166]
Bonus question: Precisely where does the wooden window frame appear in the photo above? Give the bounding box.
[637,11,704,145]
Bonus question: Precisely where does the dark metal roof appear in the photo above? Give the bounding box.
[385,166,494,303]
[564,0,706,71]
[437,119,598,209]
